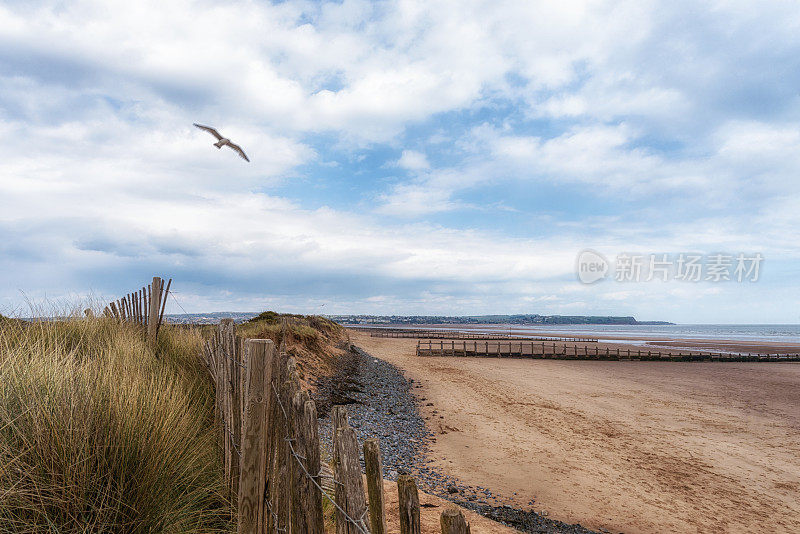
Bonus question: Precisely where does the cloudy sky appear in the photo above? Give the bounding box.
[1,0,799,323]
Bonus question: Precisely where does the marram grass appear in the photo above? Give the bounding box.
[0,316,232,533]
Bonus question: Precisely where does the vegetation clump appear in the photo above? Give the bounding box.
[237,312,348,387]
[0,316,231,533]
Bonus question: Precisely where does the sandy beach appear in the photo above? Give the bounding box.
[351,330,800,533]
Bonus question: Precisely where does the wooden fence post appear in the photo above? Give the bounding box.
[278,359,298,529]
[301,399,325,533]
[227,324,242,506]
[265,344,288,533]
[398,475,421,534]
[218,320,234,502]
[440,507,470,533]
[291,389,314,533]
[212,330,224,455]
[238,339,274,534]
[332,404,349,433]
[147,276,161,346]
[156,278,171,336]
[334,426,368,534]
[364,438,387,534]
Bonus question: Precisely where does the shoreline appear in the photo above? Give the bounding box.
[314,346,600,534]
[353,326,800,356]
[348,324,800,353]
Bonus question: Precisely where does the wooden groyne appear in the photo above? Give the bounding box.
[416,339,800,362]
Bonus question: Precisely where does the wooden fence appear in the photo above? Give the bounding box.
[203,320,473,533]
[103,276,172,345]
[367,329,597,342]
[416,339,800,362]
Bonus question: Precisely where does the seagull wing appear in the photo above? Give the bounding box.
[226,142,250,162]
[193,123,223,140]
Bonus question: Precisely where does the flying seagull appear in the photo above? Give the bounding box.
[193,123,250,162]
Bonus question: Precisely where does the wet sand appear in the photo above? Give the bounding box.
[351,331,800,534]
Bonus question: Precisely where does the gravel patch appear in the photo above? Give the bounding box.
[313,345,602,534]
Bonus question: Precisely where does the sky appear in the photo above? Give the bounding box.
[1,0,799,323]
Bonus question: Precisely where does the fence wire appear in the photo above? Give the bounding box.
[270,380,372,534]
[206,331,372,534]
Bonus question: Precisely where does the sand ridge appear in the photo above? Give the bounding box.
[351,331,800,534]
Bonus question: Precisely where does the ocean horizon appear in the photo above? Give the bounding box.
[350,322,800,344]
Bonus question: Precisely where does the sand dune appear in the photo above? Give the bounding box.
[351,331,800,534]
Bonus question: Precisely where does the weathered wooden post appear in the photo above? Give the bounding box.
[141,287,147,325]
[291,389,314,533]
[238,339,273,534]
[157,278,171,335]
[398,475,421,534]
[219,320,234,500]
[440,507,470,533]
[147,276,161,346]
[332,405,349,438]
[277,359,298,529]
[302,399,325,533]
[225,323,242,505]
[266,346,285,533]
[364,438,387,534]
[334,426,368,534]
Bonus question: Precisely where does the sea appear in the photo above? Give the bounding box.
[364,323,800,345]
[160,313,800,345]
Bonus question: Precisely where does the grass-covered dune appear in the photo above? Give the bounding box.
[235,311,350,388]
[0,316,231,533]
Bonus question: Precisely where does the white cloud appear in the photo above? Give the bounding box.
[2,0,800,321]
[395,150,430,171]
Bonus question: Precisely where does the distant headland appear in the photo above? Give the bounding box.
[328,314,674,326]
[161,312,673,326]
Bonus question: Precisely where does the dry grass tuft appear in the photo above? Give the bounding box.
[0,316,232,533]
